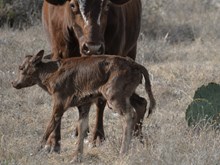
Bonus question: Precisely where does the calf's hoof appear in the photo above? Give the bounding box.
[44,145,52,153]
[50,145,61,153]
[40,144,61,154]
[70,153,83,163]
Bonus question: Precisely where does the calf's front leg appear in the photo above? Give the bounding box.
[40,102,64,153]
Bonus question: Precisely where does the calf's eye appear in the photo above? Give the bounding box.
[19,66,24,70]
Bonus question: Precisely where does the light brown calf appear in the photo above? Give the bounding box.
[12,50,155,162]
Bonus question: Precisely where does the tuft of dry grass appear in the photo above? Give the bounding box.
[0,0,42,29]
[1,0,220,164]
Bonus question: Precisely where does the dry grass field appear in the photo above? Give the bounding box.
[1,0,220,164]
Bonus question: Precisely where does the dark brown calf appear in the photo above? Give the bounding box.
[12,50,155,162]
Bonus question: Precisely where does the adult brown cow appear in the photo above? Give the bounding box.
[42,0,145,144]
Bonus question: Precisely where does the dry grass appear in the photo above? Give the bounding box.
[1,0,220,164]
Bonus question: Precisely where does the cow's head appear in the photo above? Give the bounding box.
[12,50,44,89]
[46,0,130,56]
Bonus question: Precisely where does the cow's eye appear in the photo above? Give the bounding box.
[70,2,77,11]
[70,3,75,8]
[70,2,78,13]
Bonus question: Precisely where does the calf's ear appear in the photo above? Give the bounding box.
[110,0,130,5]
[31,50,44,65]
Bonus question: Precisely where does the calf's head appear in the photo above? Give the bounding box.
[46,0,130,55]
[12,50,44,89]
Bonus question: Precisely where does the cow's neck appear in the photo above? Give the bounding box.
[37,61,60,93]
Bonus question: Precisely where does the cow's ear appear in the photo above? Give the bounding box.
[31,50,44,65]
[45,0,66,5]
[110,0,130,5]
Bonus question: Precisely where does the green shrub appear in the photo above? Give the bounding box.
[186,82,220,128]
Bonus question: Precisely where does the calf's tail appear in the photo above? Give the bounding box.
[137,64,156,117]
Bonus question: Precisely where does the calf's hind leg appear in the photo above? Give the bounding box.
[109,97,136,155]
[92,98,106,146]
[130,93,147,139]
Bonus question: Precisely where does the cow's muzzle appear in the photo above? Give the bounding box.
[82,42,105,55]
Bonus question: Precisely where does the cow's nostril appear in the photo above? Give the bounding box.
[97,44,105,55]
[82,43,90,55]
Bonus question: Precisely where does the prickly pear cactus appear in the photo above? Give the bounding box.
[185,82,220,127]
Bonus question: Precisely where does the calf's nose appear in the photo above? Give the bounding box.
[11,81,21,89]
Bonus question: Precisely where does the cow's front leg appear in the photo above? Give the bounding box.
[40,102,64,153]
[72,104,90,162]
[74,104,90,138]
[74,98,106,147]
[92,98,106,146]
